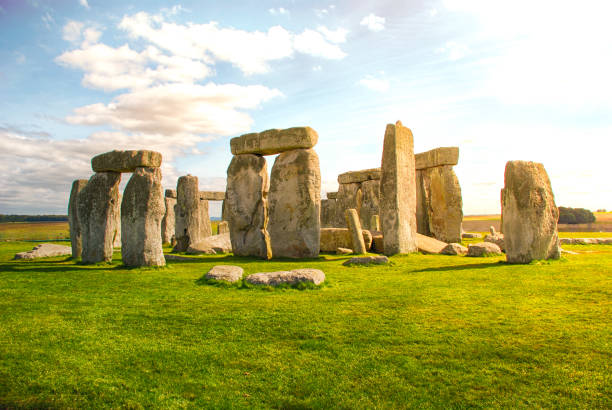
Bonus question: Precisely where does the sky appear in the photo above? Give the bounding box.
[1,0,611,217]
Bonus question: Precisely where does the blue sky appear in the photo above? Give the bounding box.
[1,0,611,217]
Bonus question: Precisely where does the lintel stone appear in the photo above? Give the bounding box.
[199,191,225,201]
[337,168,382,184]
[415,147,459,170]
[230,127,318,155]
[92,150,162,172]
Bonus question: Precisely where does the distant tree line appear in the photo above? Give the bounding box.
[0,215,68,223]
[558,207,596,224]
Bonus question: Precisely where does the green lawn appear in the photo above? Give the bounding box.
[0,241,610,408]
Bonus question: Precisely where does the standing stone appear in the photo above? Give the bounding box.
[161,196,176,244]
[380,121,417,255]
[501,161,560,263]
[77,172,121,263]
[415,170,431,237]
[421,166,463,243]
[68,179,88,259]
[370,215,380,232]
[121,167,165,266]
[113,193,122,248]
[345,208,366,254]
[268,148,321,258]
[336,182,361,228]
[359,179,380,230]
[198,196,212,238]
[226,154,271,259]
[217,221,229,234]
[174,175,203,252]
[321,199,337,228]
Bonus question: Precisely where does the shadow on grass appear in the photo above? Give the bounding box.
[413,261,506,273]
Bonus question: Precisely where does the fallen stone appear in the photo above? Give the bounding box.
[165,189,177,198]
[415,147,459,170]
[320,228,372,252]
[68,179,88,259]
[245,268,325,286]
[337,168,381,184]
[337,247,353,255]
[187,233,232,254]
[345,208,366,254]
[466,242,503,257]
[14,243,72,260]
[199,191,225,201]
[231,127,318,155]
[484,233,505,252]
[91,150,162,173]
[416,233,448,254]
[462,232,482,239]
[342,255,390,266]
[441,243,468,255]
[205,265,244,283]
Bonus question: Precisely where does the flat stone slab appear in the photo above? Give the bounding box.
[92,150,162,172]
[231,127,318,155]
[416,233,447,254]
[205,265,244,283]
[245,268,325,286]
[337,247,353,255]
[466,242,502,257]
[337,168,381,184]
[14,243,72,260]
[320,228,372,252]
[199,191,225,201]
[441,243,468,255]
[165,189,177,198]
[462,232,482,239]
[342,255,389,266]
[415,147,459,170]
[187,233,232,254]
[559,238,612,245]
[326,192,338,199]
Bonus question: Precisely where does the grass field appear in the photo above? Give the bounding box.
[0,222,70,241]
[1,236,611,408]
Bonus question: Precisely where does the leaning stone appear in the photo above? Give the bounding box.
[161,196,176,244]
[14,243,72,260]
[174,175,204,252]
[380,121,417,255]
[165,189,177,198]
[187,233,232,254]
[68,179,88,259]
[415,147,459,170]
[268,148,321,258]
[121,167,165,267]
[205,265,244,283]
[345,208,366,254]
[441,243,468,255]
[226,154,271,259]
[462,232,482,239]
[326,191,338,200]
[337,247,353,255]
[484,233,505,252]
[77,171,121,263]
[466,242,502,257]
[245,269,325,286]
[320,228,372,252]
[501,161,560,264]
[416,233,447,254]
[91,150,162,172]
[359,179,380,231]
[337,168,381,184]
[231,127,318,155]
[199,191,225,201]
[342,255,390,266]
[217,221,229,234]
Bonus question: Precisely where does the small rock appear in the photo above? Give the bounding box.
[205,265,244,283]
[461,232,482,239]
[245,269,325,286]
[441,243,468,255]
[336,247,353,255]
[466,242,502,257]
[14,243,72,260]
[342,255,390,266]
[484,233,505,252]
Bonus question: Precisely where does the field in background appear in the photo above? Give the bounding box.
[463,212,612,233]
[0,222,69,241]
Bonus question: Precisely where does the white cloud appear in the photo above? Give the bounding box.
[435,41,469,61]
[294,29,346,59]
[269,7,289,15]
[41,12,54,30]
[79,0,89,9]
[360,13,385,32]
[62,20,85,44]
[358,74,389,92]
[316,26,348,44]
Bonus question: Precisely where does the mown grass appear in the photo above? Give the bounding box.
[0,222,70,241]
[0,240,610,408]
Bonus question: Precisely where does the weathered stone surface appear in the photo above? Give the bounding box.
[112,193,122,248]
[205,265,244,282]
[77,171,121,263]
[68,179,88,258]
[416,233,447,254]
[370,232,384,253]
[560,238,612,245]
[441,243,468,255]
[91,150,162,172]
[462,232,482,239]
[199,197,212,238]
[14,243,72,260]
[165,189,177,198]
[415,147,459,170]
[268,148,320,258]
[320,228,372,252]
[121,167,165,267]
[466,242,503,257]
[359,179,380,231]
[161,197,176,244]
[501,161,560,263]
[370,215,380,232]
[326,191,338,200]
[320,199,337,228]
[336,182,361,228]
[246,268,325,286]
[342,255,389,266]
[226,154,271,259]
[217,221,229,234]
[484,233,505,252]
[199,191,225,201]
[415,170,431,237]
[174,175,204,252]
[380,121,417,255]
[337,168,381,184]
[187,233,232,254]
[337,247,353,255]
[231,127,318,155]
[420,166,463,243]
[345,208,366,254]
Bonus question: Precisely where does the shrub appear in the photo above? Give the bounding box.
[558,207,596,224]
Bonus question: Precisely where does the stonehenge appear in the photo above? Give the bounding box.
[68,179,88,258]
[161,189,176,245]
[226,127,321,259]
[174,175,204,252]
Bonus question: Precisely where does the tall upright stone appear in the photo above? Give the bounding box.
[380,121,417,255]
[359,179,380,231]
[226,154,271,259]
[121,167,165,266]
[345,208,366,254]
[419,166,463,243]
[321,199,337,228]
[198,194,212,238]
[336,182,361,228]
[113,193,122,248]
[268,148,321,258]
[77,172,121,263]
[68,179,88,259]
[501,161,560,263]
[174,175,203,252]
[161,195,176,244]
